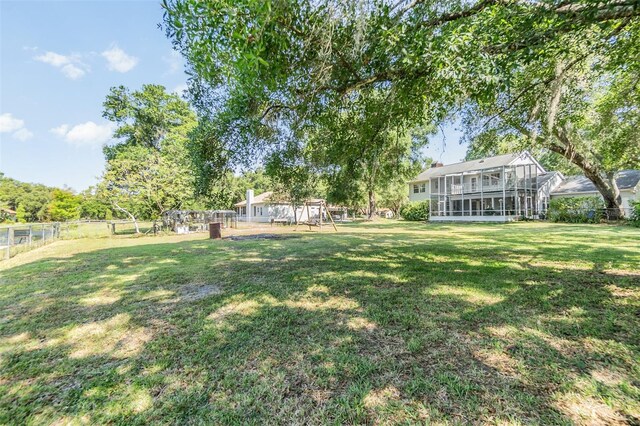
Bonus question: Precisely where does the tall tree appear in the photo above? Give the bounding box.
[48,189,82,222]
[309,92,429,218]
[462,54,640,218]
[99,85,198,230]
[164,0,640,218]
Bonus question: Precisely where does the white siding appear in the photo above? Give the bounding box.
[408,181,430,202]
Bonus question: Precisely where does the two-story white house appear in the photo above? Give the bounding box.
[408,152,563,222]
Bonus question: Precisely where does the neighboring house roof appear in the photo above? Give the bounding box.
[1,207,16,215]
[234,191,275,207]
[410,152,542,182]
[551,170,640,195]
[536,171,564,187]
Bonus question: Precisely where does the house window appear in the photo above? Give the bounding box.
[471,177,477,191]
[484,173,501,186]
[420,183,426,193]
[453,176,461,185]
[413,184,419,194]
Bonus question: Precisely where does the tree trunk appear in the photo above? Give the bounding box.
[368,189,376,220]
[113,202,140,233]
[549,134,624,219]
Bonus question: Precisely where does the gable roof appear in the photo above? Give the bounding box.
[234,191,275,207]
[536,171,563,187]
[551,170,640,195]
[410,152,542,182]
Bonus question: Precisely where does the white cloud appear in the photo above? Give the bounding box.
[35,51,69,67]
[61,64,86,79]
[0,113,33,141]
[163,50,182,74]
[0,113,25,133]
[102,45,138,73]
[13,128,34,141]
[34,51,88,80]
[50,124,70,137]
[51,121,114,147]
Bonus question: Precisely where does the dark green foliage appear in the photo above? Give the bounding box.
[400,201,429,221]
[630,200,640,227]
[99,85,199,221]
[163,0,639,218]
[102,84,195,155]
[78,187,113,220]
[547,197,605,224]
[0,173,112,223]
[0,173,52,222]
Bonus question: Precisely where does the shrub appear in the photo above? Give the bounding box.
[400,201,430,221]
[630,200,640,227]
[547,196,604,224]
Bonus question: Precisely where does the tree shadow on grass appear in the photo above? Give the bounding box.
[1,228,639,424]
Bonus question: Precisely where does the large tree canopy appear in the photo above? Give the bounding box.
[163,0,640,217]
[99,85,198,229]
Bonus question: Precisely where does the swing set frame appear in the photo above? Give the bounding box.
[294,199,338,232]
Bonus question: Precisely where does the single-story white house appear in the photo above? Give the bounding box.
[550,170,640,216]
[408,151,639,222]
[234,190,320,223]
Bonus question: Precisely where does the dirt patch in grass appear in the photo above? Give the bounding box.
[179,282,222,301]
[224,233,301,241]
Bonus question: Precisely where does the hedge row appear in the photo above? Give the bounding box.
[547,196,605,224]
[630,200,640,227]
[400,201,429,221]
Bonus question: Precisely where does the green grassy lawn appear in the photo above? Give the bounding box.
[1,221,639,425]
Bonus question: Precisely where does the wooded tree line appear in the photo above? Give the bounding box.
[0,174,111,223]
[160,0,640,219]
[93,83,423,223]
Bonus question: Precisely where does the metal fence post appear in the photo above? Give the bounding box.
[8,227,14,259]
[3,228,9,260]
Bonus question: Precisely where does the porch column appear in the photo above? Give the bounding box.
[460,173,464,216]
[441,176,446,216]
[515,165,519,216]
[502,166,506,216]
[480,169,484,216]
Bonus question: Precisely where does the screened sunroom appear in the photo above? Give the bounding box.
[408,152,551,222]
[429,163,544,221]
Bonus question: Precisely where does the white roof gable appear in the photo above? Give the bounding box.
[410,152,545,182]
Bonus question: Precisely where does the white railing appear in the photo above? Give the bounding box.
[449,183,505,195]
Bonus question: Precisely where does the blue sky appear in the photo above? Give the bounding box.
[0,0,467,191]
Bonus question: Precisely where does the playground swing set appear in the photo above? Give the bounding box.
[294,199,338,232]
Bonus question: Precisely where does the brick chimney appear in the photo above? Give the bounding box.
[431,161,444,168]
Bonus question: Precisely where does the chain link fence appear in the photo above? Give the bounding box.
[1,223,61,260]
